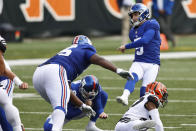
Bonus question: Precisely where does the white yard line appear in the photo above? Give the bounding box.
[24,76,196,81]
[24,127,181,131]
[20,112,196,117]
[107,99,196,103]
[92,76,196,81]
[102,87,196,91]
[6,52,196,66]
[14,93,196,103]
[181,124,196,126]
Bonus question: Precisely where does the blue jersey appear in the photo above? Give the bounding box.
[65,80,107,122]
[40,44,96,81]
[128,19,161,65]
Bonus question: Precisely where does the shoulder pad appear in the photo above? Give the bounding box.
[147,95,159,108]
[146,19,160,30]
[80,44,96,52]
[71,81,81,90]
[0,36,7,53]
[0,41,6,53]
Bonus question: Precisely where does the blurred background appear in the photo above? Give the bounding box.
[0,0,196,39]
[1,0,196,130]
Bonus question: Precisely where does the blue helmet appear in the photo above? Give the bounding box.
[79,75,100,100]
[128,3,150,27]
[72,35,92,45]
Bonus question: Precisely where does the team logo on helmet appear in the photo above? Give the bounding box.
[128,3,150,27]
[72,35,92,45]
[146,81,168,107]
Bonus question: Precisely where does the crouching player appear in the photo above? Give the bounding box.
[44,75,108,131]
[115,81,168,131]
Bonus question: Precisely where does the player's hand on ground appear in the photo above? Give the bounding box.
[116,68,134,80]
[99,112,108,119]
[19,82,28,89]
[118,45,126,53]
[79,103,96,117]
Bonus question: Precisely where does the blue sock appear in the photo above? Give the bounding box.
[140,86,146,97]
[124,73,139,93]
[44,117,53,131]
[0,106,13,131]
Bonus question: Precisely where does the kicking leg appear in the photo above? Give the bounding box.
[116,72,139,106]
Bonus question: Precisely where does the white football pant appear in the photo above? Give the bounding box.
[33,64,70,131]
[0,79,22,131]
[115,119,155,131]
[129,62,159,87]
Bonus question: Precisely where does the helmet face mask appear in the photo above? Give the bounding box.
[72,35,92,45]
[79,87,98,100]
[79,75,99,101]
[128,3,150,27]
[146,81,168,108]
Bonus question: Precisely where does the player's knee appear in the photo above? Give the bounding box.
[54,106,66,114]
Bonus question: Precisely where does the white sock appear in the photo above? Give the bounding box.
[13,126,22,131]
[51,109,65,131]
[121,89,130,99]
[87,121,96,127]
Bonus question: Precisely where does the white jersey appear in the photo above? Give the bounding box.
[0,59,14,100]
[123,94,158,120]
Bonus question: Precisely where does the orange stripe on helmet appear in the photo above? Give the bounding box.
[91,75,96,90]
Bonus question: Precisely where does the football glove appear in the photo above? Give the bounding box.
[116,68,133,80]
[79,103,96,117]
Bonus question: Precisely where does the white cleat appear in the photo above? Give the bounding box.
[133,120,156,130]
[116,96,128,106]
[86,125,103,131]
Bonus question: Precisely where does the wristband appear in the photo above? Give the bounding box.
[79,103,85,110]
[116,68,122,74]
[13,76,23,86]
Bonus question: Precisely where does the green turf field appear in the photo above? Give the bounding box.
[4,35,196,130]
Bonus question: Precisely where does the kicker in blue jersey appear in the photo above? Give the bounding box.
[117,3,161,106]
[128,19,161,65]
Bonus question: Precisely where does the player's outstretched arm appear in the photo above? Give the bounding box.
[90,54,133,80]
[4,69,28,89]
[146,102,164,131]
[99,112,108,119]
[70,91,96,117]
[118,45,126,53]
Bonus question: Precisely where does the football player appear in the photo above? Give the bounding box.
[33,35,132,131]
[0,35,28,131]
[44,75,108,131]
[117,3,161,106]
[115,81,168,131]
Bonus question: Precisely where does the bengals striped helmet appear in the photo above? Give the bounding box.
[146,81,168,107]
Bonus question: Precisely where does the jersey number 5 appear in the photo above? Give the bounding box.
[57,45,77,56]
[136,47,144,55]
